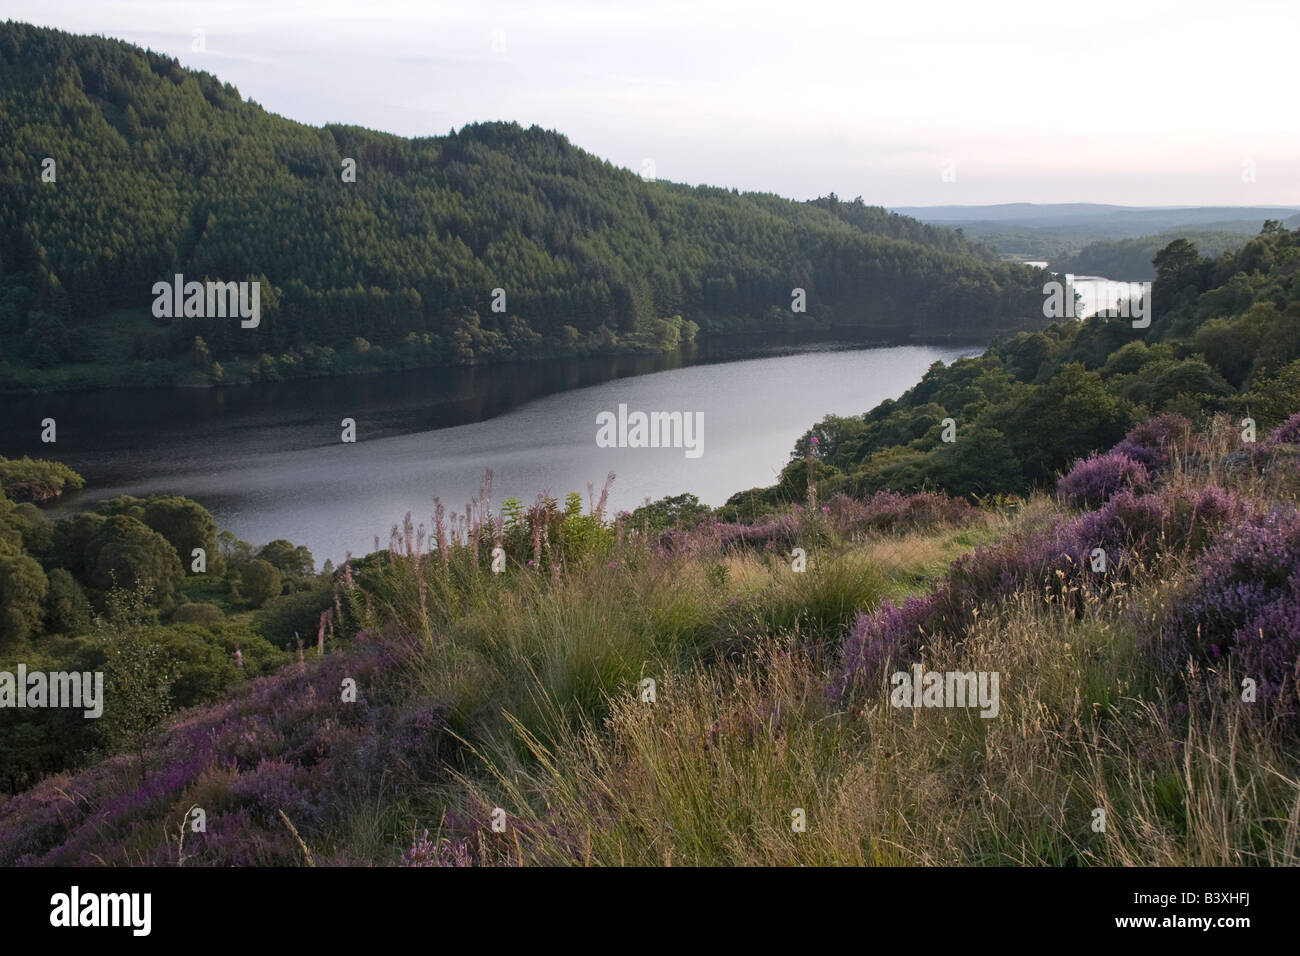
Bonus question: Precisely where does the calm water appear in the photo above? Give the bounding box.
[2,342,978,565]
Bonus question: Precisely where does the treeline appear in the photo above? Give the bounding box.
[731,224,1300,510]
[0,462,336,792]
[1052,229,1255,281]
[0,21,1047,390]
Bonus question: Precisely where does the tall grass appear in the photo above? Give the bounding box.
[448,581,1299,866]
[6,437,1299,867]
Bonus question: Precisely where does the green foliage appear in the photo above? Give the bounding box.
[0,466,313,785]
[251,581,334,645]
[0,23,1048,391]
[84,514,184,605]
[96,494,223,575]
[772,223,1300,500]
[0,552,48,647]
[0,457,84,503]
[1054,230,1253,281]
[558,492,612,566]
[50,511,106,579]
[1242,359,1300,431]
[96,588,177,783]
[925,427,1028,497]
[628,493,713,534]
[144,623,237,707]
[171,601,225,630]
[256,539,314,577]
[239,558,282,608]
[43,567,91,635]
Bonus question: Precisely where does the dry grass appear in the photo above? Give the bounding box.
[444,558,1300,866]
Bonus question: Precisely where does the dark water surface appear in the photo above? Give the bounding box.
[1,341,978,564]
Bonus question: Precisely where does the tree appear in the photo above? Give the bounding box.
[44,567,91,635]
[141,496,222,574]
[97,587,176,784]
[926,427,1027,498]
[84,515,184,603]
[256,539,314,577]
[1152,238,1201,289]
[50,511,106,580]
[987,363,1130,485]
[240,558,282,607]
[0,554,48,647]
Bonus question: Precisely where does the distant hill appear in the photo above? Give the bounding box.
[891,203,1299,230]
[888,204,1300,263]
[1051,230,1258,281]
[0,21,1047,391]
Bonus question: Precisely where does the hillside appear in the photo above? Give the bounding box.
[3,416,1299,865]
[0,21,1045,391]
[1051,230,1258,281]
[4,223,1300,866]
[725,223,1300,512]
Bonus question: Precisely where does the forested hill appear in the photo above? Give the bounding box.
[728,224,1300,513]
[0,21,1047,391]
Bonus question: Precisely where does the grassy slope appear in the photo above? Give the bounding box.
[4,438,1298,866]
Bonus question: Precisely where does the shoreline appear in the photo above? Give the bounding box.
[0,326,1008,398]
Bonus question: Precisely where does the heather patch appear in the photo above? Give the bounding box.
[1159,507,1300,719]
[1057,452,1150,509]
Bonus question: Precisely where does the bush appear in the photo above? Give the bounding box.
[1062,485,1247,574]
[0,553,48,646]
[84,515,183,605]
[1112,412,1193,470]
[0,457,84,504]
[50,512,106,581]
[252,582,334,645]
[834,594,936,697]
[44,568,91,635]
[240,559,282,608]
[172,602,225,630]
[1057,452,1150,509]
[1264,411,1300,448]
[1160,508,1300,717]
[826,490,974,536]
[256,539,314,577]
[834,484,1250,702]
[98,495,223,575]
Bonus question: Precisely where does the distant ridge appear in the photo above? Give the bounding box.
[890,204,1300,226]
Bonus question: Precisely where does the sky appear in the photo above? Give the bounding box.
[6,0,1299,206]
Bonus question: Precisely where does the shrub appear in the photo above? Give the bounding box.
[1112,412,1193,470]
[256,539,314,577]
[44,568,91,635]
[1057,452,1150,509]
[1160,508,1300,717]
[1264,411,1300,448]
[172,602,225,630]
[834,594,936,697]
[1065,485,1247,570]
[240,559,282,608]
[252,582,334,644]
[833,485,1250,702]
[0,553,48,647]
[84,515,184,604]
[826,490,973,536]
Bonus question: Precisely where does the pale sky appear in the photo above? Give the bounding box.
[6,0,1299,205]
